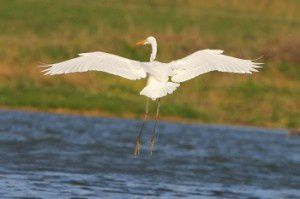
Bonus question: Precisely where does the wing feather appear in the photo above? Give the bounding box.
[42,52,147,80]
[170,49,262,83]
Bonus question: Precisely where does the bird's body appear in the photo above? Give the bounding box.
[42,36,262,155]
[140,61,179,100]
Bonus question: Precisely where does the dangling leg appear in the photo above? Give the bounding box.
[149,99,160,155]
[134,99,149,156]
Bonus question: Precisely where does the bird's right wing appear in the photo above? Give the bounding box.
[169,49,263,83]
[42,52,147,80]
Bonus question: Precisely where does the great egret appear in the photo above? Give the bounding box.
[42,36,262,156]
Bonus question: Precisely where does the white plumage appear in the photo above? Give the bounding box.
[42,36,262,100]
[169,49,262,83]
[43,36,263,156]
[43,52,146,80]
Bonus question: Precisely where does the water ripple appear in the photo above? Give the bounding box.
[0,110,299,198]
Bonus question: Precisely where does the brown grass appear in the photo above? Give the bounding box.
[263,34,300,63]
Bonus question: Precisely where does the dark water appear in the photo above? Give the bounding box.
[0,110,299,198]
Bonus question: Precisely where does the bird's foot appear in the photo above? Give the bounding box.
[134,135,141,157]
[149,134,156,155]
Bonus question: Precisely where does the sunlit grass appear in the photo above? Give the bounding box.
[0,0,299,128]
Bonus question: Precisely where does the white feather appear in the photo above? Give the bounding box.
[169,49,262,83]
[43,52,147,80]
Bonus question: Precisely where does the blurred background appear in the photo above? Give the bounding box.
[0,0,299,129]
[0,1,299,198]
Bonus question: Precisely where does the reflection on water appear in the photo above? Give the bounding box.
[0,110,299,198]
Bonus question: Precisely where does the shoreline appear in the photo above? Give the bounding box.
[0,106,289,133]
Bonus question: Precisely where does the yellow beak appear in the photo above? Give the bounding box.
[136,39,147,46]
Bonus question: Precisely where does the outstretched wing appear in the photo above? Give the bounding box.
[169,49,263,83]
[42,52,147,80]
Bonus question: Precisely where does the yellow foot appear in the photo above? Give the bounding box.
[149,135,155,155]
[134,136,141,156]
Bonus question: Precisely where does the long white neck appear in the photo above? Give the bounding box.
[149,40,157,62]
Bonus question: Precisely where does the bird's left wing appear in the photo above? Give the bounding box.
[42,52,147,80]
[168,49,262,83]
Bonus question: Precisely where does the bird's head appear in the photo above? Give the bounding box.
[136,36,156,46]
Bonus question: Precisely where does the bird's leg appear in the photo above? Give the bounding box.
[149,99,160,155]
[134,99,149,156]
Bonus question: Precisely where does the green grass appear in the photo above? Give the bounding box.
[0,0,299,128]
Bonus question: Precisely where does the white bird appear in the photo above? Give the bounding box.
[42,36,262,156]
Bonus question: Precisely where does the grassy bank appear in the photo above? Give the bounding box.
[0,0,299,128]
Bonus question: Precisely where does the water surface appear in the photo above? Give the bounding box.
[0,110,299,198]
